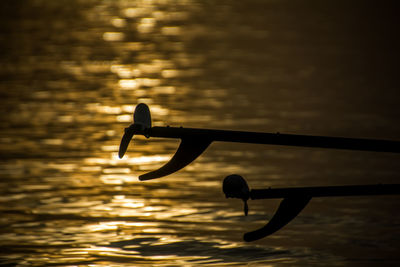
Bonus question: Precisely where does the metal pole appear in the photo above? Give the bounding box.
[148,126,400,153]
[250,184,400,200]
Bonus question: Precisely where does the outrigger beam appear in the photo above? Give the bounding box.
[223,175,400,242]
[119,104,400,180]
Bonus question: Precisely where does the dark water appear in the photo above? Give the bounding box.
[1,0,400,266]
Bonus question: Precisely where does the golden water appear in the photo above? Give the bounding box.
[0,1,399,266]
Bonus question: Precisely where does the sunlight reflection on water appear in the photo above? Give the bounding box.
[0,0,400,266]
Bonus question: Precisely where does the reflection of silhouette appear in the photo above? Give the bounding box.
[223,175,400,242]
[119,104,400,180]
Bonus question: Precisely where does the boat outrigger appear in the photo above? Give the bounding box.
[119,103,400,180]
[223,174,400,242]
[118,103,400,241]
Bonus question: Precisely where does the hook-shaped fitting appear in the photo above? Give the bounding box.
[222,174,311,242]
[118,103,152,159]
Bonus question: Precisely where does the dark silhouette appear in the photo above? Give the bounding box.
[223,174,400,242]
[223,174,250,216]
[119,103,400,180]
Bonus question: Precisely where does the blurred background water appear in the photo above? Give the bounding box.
[0,0,399,266]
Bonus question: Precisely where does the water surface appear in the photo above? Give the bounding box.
[1,1,400,266]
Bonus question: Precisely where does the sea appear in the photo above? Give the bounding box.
[0,0,399,266]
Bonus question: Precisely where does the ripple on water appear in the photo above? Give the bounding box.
[1,0,400,266]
